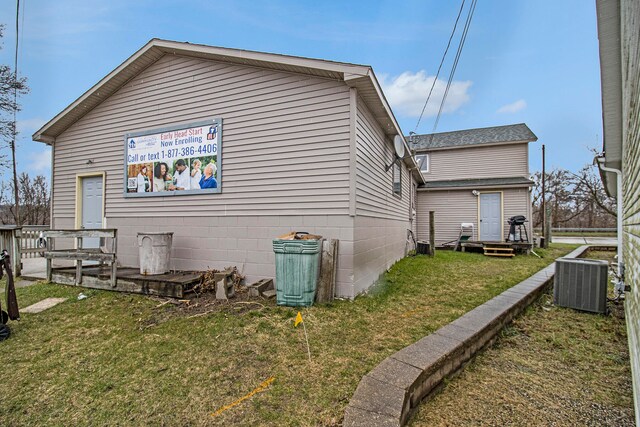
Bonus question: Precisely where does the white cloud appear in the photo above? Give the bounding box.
[380,70,472,118]
[497,99,527,114]
[17,118,47,135]
[31,148,52,173]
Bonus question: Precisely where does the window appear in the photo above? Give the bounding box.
[415,154,429,173]
[392,162,402,197]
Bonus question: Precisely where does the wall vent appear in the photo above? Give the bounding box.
[553,258,609,314]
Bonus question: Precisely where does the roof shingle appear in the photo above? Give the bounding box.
[409,123,537,150]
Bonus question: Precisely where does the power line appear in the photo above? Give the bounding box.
[432,0,478,133]
[14,0,20,82]
[20,0,25,64]
[413,0,467,134]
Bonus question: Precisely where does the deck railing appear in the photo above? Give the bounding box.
[21,225,50,259]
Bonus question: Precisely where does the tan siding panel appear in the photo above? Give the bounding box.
[52,54,351,219]
[352,98,412,293]
[620,0,640,419]
[355,99,411,220]
[416,187,531,245]
[417,190,478,245]
[423,144,529,181]
[503,188,532,239]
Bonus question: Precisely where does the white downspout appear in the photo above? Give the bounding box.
[597,156,625,296]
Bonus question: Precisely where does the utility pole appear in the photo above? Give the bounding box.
[541,144,546,248]
[11,0,21,226]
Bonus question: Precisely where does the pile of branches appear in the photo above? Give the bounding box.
[193,266,246,295]
[225,265,245,289]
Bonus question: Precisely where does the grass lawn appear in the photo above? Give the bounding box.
[0,245,576,426]
[409,249,634,426]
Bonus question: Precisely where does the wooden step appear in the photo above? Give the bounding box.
[483,246,515,257]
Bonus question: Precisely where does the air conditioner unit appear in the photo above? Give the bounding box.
[553,258,609,314]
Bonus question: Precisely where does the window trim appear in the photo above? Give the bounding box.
[392,161,402,198]
[416,153,430,173]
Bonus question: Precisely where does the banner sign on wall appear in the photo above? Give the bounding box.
[123,119,222,197]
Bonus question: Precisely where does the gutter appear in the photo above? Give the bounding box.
[596,155,625,296]
[417,183,532,192]
[412,139,533,153]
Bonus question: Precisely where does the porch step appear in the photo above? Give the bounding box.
[483,245,515,257]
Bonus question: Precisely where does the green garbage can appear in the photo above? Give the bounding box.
[273,237,322,307]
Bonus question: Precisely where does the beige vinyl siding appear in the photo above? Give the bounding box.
[352,98,412,295]
[422,143,529,181]
[52,54,352,219]
[502,188,532,239]
[417,190,477,245]
[417,187,531,245]
[620,0,640,420]
[354,98,411,219]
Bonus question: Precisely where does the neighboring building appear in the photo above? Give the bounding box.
[32,39,424,298]
[596,0,640,422]
[409,124,537,246]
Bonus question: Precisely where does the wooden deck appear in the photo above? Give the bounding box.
[50,266,203,298]
[454,241,533,255]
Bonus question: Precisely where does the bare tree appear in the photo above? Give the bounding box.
[0,173,49,225]
[571,164,616,217]
[0,24,29,225]
[531,163,616,230]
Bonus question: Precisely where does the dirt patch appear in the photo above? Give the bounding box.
[140,283,274,329]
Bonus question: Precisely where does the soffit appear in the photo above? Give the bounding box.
[596,0,623,170]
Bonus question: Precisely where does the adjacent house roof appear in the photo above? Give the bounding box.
[419,176,534,190]
[596,0,623,196]
[32,38,423,181]
[408,123,538,151]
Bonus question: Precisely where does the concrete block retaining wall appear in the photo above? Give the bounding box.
[343,246,590,426]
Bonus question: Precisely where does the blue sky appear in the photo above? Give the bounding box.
[0,0,602,181]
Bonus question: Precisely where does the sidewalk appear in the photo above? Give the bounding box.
[552,236,617,245]
[20,257,47,280]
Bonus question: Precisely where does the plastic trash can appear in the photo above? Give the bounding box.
[137,232,173,275]
[272,238,322,306]
[416,241,432,255]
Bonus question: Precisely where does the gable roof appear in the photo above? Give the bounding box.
[408,123,538,151]
[32,39,421,179]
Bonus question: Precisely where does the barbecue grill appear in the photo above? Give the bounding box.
[506,215,529,242]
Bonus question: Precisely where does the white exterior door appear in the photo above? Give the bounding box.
[479,192,502,241]
[81,176,103,249]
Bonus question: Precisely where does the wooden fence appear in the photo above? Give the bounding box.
[0,226,22,276]
[21,225,49,259]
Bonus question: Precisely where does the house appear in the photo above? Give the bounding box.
[32,39,424,299]
[409,124,538,246]
[595,0,639,421]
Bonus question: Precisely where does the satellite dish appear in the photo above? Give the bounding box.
[393,135,405,158]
